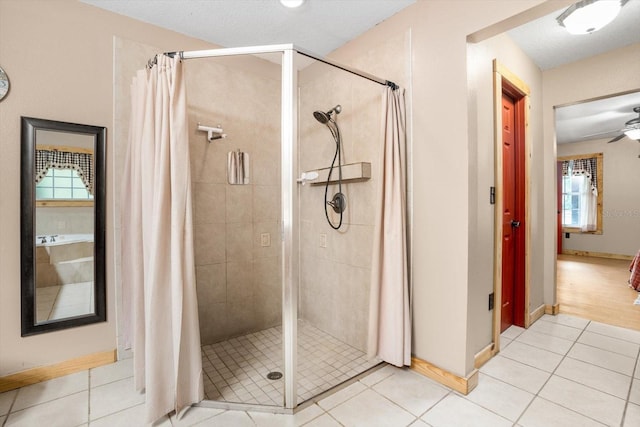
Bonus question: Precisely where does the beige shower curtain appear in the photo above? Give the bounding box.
[368,86,411,367]
[121,54,203,423]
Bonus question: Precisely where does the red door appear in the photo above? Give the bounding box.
[557,162,563,254]
[501,92,525,332]
[501,94,516,332]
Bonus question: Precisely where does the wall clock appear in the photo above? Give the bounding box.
[0,66,10,101]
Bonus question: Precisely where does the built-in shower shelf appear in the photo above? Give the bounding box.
[308,162,371,186]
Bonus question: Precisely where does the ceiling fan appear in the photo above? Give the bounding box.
[608,106,640,143]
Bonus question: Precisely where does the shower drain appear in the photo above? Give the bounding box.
[266,371,283,380]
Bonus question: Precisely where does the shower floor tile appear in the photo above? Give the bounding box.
[201,320,379,406]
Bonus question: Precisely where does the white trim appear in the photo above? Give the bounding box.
[281,48,298,409]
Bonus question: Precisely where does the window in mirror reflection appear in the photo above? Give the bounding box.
[35,144,94,206]
[36,168,94,200]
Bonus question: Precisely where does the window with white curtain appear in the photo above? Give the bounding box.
[559,153,603,234]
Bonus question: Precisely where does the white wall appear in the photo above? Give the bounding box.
[558,136,640,257]
[328,0,552,376]
[467,32,544,355]
[0,0,216,377]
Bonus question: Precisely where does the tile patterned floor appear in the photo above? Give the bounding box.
[1,313,640,426]
[201,320,379,405]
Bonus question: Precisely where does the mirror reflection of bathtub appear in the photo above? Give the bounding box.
[34,233,94,322]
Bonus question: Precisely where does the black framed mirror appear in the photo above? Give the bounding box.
[21,117,106,336]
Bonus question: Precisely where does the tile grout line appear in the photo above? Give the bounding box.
[415,390,454,423]
[512,319,624,427]
[0,388,18,427]
[620,344,640,427]
[87,369,92,426]
[579,321,640,346]
[354,372,421,425]
[511,320,590,426]
[516,321,637,391]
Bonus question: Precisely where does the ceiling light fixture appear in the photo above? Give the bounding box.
[280,0,305,8]
[556,0,626,35]
[624,125,640,141]
[623,107,640,140]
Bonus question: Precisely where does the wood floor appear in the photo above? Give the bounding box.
[557,254,640,331]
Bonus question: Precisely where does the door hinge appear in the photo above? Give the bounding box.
[488,292,495,311]
[490,187,495,204]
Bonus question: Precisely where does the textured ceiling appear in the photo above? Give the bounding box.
[82,0,640,144]
[81,0,416,57]
[507,0,640,71]
[508,0,640,144]
[556,91,640,144]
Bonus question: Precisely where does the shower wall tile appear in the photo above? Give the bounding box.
[346,179,377,226]
[253,185,280,222]
[226,223,253,262]
[299,191,319,227]
[226,186,253,223]
[199,302,227,345]
[193,183,226,225]
[189,122,228,185]
[195,263,226,304]
[300,287,332,334]
[226,300,256,337]
[299,220,319,261]
[332,225,374,269]
[252,143,280,187]
[253,221,281,259]
[187,54,281,344]
[254,257,281,329]
[297,51,395,350]
[254,289,282,329]
[336,264,370,351]
[194,222,226,265]
[254,257,281,294]
[300,257,335,303]
[226,261,254,302]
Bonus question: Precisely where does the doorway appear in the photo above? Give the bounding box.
[493,61,530,346]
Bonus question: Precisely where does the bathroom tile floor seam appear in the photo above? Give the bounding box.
[481,322,635,426]
[2,313,640,426]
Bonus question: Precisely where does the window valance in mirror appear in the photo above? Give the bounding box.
[35,149,94,194]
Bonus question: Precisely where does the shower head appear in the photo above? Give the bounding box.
[313,105,342,124]
[313,110,330,124]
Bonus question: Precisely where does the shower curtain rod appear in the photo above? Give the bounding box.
[150,45,398,90]
[294,50,398,90]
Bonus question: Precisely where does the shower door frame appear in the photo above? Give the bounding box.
[180,44,300,409]
[178,44,392,411]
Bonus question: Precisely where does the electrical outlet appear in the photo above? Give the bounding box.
[319,233,327,248]
[261,233,271,247]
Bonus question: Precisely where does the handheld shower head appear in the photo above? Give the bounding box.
[313,110,330,124]
[313,104,342,124]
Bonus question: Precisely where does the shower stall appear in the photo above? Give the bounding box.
[122,43,402,413]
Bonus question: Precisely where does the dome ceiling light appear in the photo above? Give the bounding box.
[556,0,627,35]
